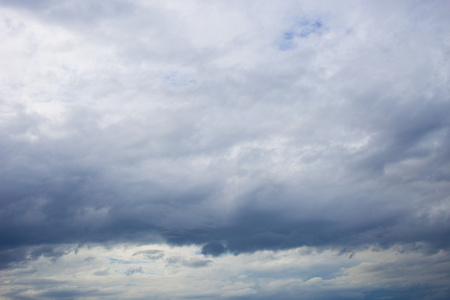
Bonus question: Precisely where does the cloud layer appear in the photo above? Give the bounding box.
[1,0,450,299]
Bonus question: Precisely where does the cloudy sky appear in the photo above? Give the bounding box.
[1,0,450,299]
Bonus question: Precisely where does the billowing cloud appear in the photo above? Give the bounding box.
[1,0,450,299]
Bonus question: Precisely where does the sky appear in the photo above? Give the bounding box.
[0,0,450,299]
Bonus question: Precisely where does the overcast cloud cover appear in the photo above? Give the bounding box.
[1,0,450,299]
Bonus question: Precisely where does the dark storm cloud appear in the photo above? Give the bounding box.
[1,81,450,269]
[1,0,449,281]
[351,99,450,175]
[0,245,70,270]
[2,88,450,271]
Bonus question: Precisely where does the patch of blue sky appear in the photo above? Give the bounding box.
[277,18,324,51]
[163,71,196,87]
[297,20,322,37]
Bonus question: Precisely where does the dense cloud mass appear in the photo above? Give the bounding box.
[1,0,450,299]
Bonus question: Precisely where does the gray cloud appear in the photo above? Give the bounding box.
[201,241,227,257]
[182,258,212,268]
[124,266,144,276]
[1,0,450,298]
[38,288,118,299]
[133,249,165,260]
